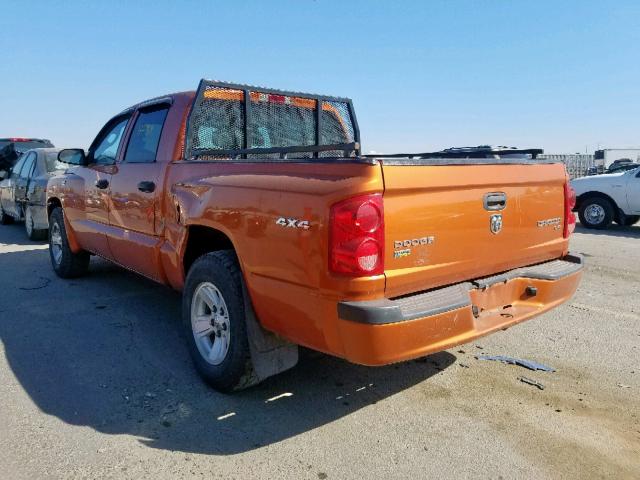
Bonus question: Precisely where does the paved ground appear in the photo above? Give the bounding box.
[0,222,638,479]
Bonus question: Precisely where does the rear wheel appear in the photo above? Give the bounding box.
[578,197,614,229]
[0,203,13,225]
[25,206,47,240]
[182,251,256,392]
[48,207,90,278]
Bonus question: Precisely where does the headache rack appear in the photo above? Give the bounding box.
[185,80,361,161]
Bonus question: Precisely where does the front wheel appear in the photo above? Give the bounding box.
[182,251,256,392]
[48,207,90,278]
[578,197,614,229]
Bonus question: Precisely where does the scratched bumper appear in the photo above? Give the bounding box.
[336,254,583,366]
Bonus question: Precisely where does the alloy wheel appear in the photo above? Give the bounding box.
[50,221,63,265]
[190,282,231,365]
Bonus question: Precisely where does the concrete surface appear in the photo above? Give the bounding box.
[0,222,638,479]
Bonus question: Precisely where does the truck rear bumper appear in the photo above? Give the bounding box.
[336,254,583,366]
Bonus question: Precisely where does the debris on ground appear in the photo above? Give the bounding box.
[19,277,51,290]
[519,376,545,390]
[616,383,631,389]
[475,354,556,372]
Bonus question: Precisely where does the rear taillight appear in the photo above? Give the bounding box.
[330,193,384,276]
[564,182,576,238]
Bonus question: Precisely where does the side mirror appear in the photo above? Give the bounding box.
[0,170,6,180]
[58,149,87,166]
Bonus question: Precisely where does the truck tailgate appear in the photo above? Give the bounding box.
[381,161,568,298]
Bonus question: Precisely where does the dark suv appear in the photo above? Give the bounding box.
[0,138,55,177]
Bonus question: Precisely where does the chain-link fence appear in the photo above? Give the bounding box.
[538,154,598,179]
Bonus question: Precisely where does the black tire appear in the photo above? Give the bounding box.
[0,203,13,225]
[617,215,640,227]
[182,251,256,392]
[25,206,47,241]
[578,197,614,229]
[48,207,90,278]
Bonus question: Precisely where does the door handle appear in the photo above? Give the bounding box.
[137,181,156,193]
[95,179,109,189]
[483,192,507,211]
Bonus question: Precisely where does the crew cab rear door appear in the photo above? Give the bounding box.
[107,102,170,280]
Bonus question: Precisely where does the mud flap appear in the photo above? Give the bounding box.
[241,285,299,386]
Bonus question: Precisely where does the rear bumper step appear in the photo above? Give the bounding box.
[338,254,583,325]
[335,254,583,366]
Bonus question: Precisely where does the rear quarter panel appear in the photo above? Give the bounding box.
[162,160,385,351]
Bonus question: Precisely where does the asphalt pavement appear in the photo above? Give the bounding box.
[0,222,638,479]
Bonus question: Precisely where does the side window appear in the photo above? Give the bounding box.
[45,151,66,172]
[20,153,36,179]
[91,117,129,165]
[124,107,169,163]
[10,156,26,179]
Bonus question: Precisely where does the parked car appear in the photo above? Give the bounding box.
[46,80,583,392]
[571,166,640,228]
[605,160,639,174]
[585,165,602,176]
[0,148,64,239]
[0,138,54,177]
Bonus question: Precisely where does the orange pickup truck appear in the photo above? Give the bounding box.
[47,80,582,391]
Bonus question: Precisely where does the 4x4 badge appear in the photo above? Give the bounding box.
[490,214,503,234]
[276,217,310,230]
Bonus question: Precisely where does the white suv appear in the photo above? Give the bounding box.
[571,167,640,229]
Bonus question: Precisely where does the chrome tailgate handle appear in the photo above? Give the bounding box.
[483,192,507,211]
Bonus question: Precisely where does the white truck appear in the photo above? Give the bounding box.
[571,166,640,229]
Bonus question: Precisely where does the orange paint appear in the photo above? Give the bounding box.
[47,89,582,365]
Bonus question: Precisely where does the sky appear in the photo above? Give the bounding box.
[1,0,639,154]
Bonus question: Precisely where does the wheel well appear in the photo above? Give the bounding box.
[183,225,235,275]
[47,197,62,218]
[576,191,621,222]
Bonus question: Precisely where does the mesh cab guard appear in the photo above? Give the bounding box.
[184,79,360,161]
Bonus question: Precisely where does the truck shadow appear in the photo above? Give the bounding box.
[575,223,640,239]
[0,224,454,455]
